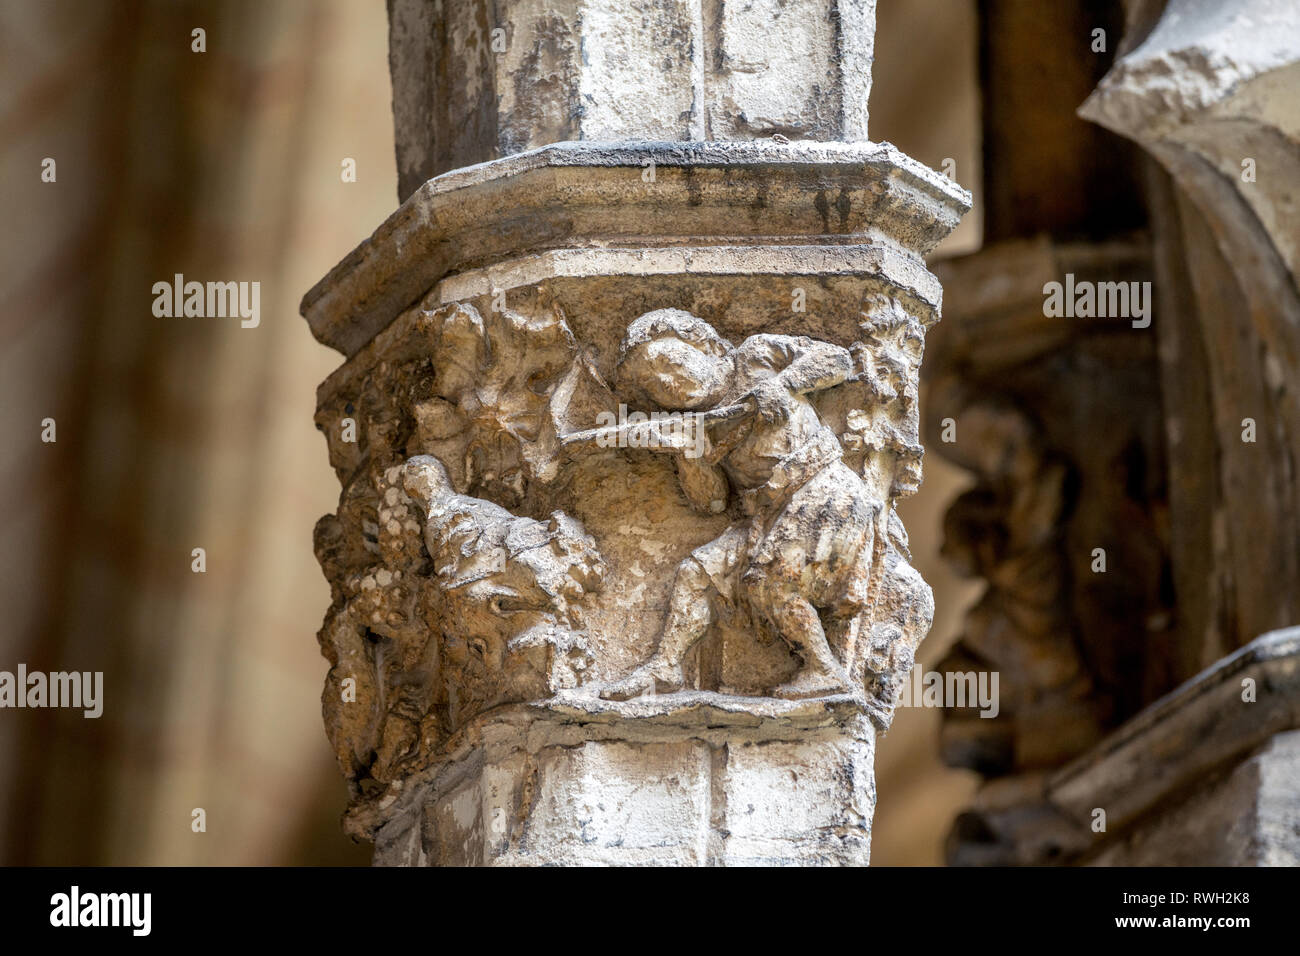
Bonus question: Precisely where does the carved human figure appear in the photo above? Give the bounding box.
[594,309,883,700]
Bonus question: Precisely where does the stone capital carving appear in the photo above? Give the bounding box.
[307,5,968,864]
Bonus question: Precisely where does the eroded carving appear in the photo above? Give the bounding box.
[583,309,880,701]
[314,296,936,796]
[314,302,611,791]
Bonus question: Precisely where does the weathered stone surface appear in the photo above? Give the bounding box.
[306,150,966,859]
[309,276,967,793]
[1088,730,1300,867]
[365,695,875,865]
[386,0,878,199]
[1080,0,1300,283]
[1048,627,1300,835]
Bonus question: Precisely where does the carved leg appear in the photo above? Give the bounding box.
[598,557,713,700]
[764,592,852,700]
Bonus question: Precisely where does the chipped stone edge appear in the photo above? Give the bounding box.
[1077,1,1300,140]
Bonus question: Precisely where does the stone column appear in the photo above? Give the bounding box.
[303,0,968,865]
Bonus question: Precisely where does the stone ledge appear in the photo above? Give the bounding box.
[948,627,1300,865]
[1048,626,1300,831]
[548,688,872,731]
[300,140,971,357]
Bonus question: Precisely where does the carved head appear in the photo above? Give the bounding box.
[877,425,925,499]
[861,296,927,499]
[616,309,734,410]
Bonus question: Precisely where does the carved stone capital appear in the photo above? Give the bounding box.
[307,4,968,864]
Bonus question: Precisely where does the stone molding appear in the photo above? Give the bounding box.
[302,140,970,356]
